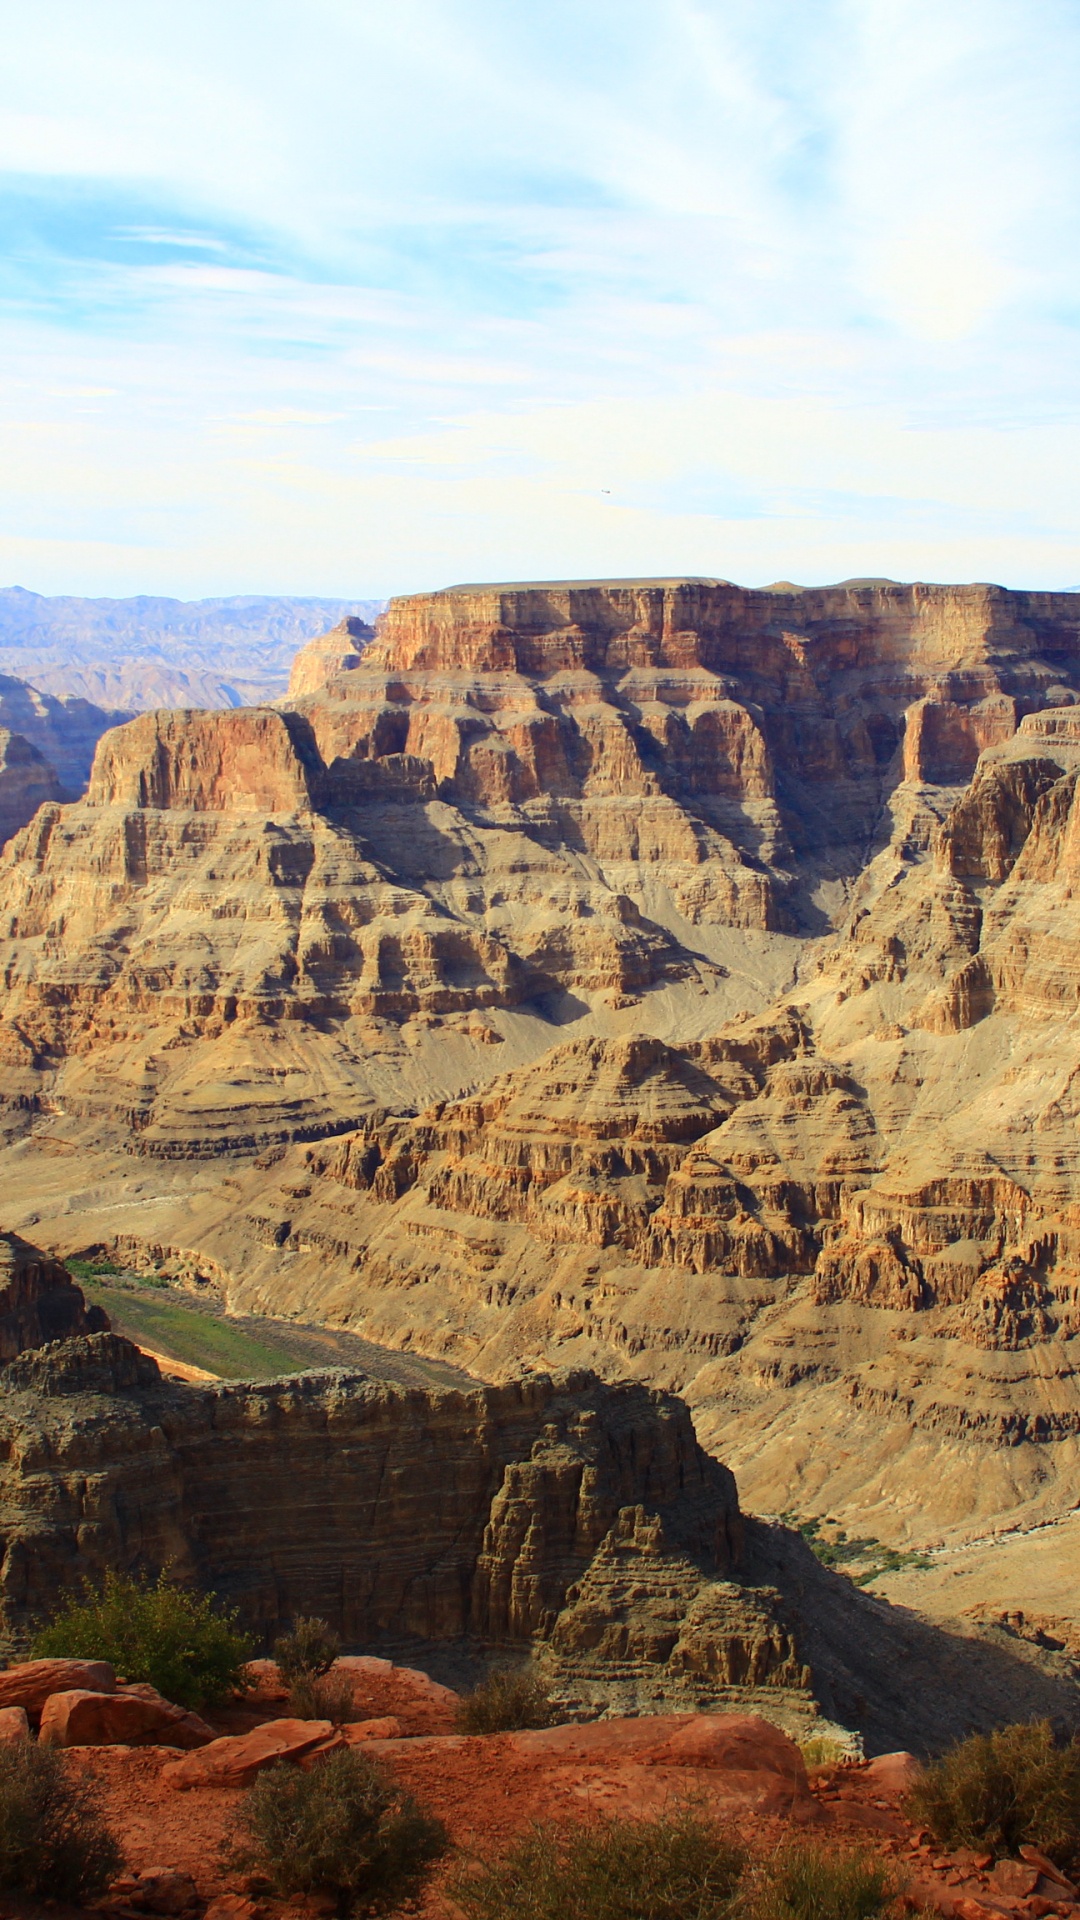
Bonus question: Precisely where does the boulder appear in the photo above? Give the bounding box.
[0,1657,115,1714]
[0,1706,29,1745]
[39,1684,214,1748]
[162,1718,334,1790]
[124,1868,200,1914]
[864,1750,921,1795]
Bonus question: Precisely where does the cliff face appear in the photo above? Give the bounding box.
[0,1231,107,1360]
[7,579,1080,1548]
[4,1322,1077,1755]
[0,731,63,850]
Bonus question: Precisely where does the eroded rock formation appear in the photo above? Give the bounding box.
[8,579,1080,1549]
[3,1319,1076,1753]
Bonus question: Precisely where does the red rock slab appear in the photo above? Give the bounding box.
[40,1687,215,1749]
[0,1656,115,1712]
[162,1719,334,1790]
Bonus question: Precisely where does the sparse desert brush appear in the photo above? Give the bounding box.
[905,1719,1080,1867]
[287,1668,358,1724]
[456,1665,555,1734]
[448,1808,746,1920]
[273,1614,341,1683]
[746,1838,901,1920]
[230,1747,446,1907]
[0,1738,123,1901]
[33,1568,253,1709]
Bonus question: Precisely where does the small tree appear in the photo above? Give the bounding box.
[34,1569,253,1709]
[0,1740,123,1901]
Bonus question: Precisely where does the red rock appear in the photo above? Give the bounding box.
[39,1686,214,1749]
[993,1864,1042,1900]
[341,1715,404,1742]
[162,1719,334,1790]
[1020,1851,1077,1896]
[952,1899,1014,1920]
[203,1900,264,1920]
[865,1751,921,1795]
[0,1657,115,1713]
[388,1663,461,1710]
[0,1706,29,1745]
[128,1868,200,1914]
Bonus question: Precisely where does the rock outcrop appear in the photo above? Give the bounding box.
[0,731,63,850]
[286,615,374,699]
[0,1230,107,1359]
[0,672,126,794]
[10,578,1080,1553]
[2,1321,1076,1754]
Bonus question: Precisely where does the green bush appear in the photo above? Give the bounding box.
[231,1747,446,1907]
[274,1615,341,1683]
[449,1809,745,1920]
[747,1840,899,1920]
[456,1666,555,1734]
[0,1738,123,1901]
[33,1569,254,1710]
[287,1669,358,1725]
[905,1720,1080,1867]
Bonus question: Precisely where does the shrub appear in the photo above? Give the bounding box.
[747,1840,899,1920]
[905,1720,1080,1867]
[0,1738,123,1901]
[231,1747,446,1906]
[287,1669,358,1725]
[448,1809,745,1920]
[274,1615,341,1683]
[456,1666,555,1734]
[33,1568,254,1710]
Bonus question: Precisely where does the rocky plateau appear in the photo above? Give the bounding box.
[4,575,1080,1621]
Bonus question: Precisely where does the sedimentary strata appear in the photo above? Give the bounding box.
[7,579,1080,1546]
[0,1321,1076,1754]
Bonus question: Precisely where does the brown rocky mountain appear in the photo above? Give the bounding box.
[0,729,63,850]
[2,1262,1076,1756]
[0,672,126,807]
[5,577,1080,1592]
[0,587,384,712]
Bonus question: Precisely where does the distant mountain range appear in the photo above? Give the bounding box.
[0,588,386,711]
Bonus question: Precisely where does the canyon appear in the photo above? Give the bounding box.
[3,575,1080,1618]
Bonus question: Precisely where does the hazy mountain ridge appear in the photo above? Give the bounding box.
[0,587,386,711]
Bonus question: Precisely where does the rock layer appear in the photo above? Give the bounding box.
[8,579,1080,1547]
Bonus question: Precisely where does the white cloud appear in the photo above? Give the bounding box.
[0,0,1077,594]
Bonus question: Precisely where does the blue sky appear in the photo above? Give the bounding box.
[1,0,1079,597]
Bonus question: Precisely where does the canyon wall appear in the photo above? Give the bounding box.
[5,579,1080,1545]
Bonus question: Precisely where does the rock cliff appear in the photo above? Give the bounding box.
[2,1320,1075,1754]
[0,1229,107,1359]
[0,730,62,849]
[8,579,1080,1554]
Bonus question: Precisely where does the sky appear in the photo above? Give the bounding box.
[1,0,1079,599]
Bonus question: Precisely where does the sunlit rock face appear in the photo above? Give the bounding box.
[8,578,1080,1548]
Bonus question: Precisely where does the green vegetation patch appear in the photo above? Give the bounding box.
[80,1281,305,1380]
[780,1513,932,1586]
[34,1569,253,1710]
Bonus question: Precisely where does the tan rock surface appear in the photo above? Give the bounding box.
[0,729,63,849]
[10,576,1080,1590]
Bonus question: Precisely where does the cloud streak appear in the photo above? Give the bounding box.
[0,0,1077,594]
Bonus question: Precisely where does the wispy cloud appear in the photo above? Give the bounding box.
[0,0,1077,594]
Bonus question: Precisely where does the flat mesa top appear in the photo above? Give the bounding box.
[438,577,733,593]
